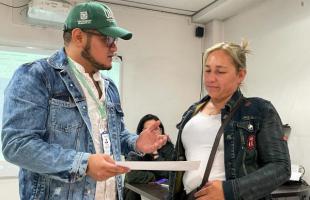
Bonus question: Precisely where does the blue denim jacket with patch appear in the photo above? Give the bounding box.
[1,48,138,200]
[169,90,291,200]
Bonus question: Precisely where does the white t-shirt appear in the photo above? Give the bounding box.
[69,58,116,200]
[182,112,225,194]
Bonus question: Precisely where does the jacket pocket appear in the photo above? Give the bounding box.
[47,97,82,149]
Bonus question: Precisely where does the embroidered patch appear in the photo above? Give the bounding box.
[245,101,251,107]
[104,7,114,19]
[247,135,256,150]
[80,11,88,20]
[78,11,92,24]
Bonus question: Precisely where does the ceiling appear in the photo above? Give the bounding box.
[99,0,266,23]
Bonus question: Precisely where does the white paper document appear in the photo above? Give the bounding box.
[115,161,200,171]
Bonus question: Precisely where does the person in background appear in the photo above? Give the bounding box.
[124,114,174,200]
[168,41,291,200]
[1,2,167,200]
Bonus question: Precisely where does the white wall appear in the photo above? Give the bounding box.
[110,5,203,139]
[0,178,19,199]
[0,2,203,198]
[219,0,310,182]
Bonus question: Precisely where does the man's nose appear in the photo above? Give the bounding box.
[110,42,117,52]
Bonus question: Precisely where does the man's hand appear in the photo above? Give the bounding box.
[194,180,225,200]
[136,120,168,154]
[86,154,129,181]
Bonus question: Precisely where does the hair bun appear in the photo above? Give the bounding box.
[241,39,251,54]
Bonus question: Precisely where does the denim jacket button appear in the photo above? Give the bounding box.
[60,70,67,75]
[82,106,86,109]
[69,83,73,87]
[226,135,232,140]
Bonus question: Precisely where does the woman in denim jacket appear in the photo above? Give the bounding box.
[1,2,167,200]
[169,41,291,200]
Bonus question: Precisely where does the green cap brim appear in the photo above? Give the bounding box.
[98,26,132,40]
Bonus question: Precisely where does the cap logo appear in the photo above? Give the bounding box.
[104,7,115,22]
[80,11,88,20]
[78,11,92,25]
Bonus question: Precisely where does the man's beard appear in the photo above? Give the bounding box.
[81,35,112,71]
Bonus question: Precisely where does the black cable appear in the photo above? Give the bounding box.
[300,165,306,179]
[199,52,204,99]
[0,1,29,8]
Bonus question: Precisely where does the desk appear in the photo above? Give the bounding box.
[271,183,310,199]
[125,183,168,200]
[126,183,310,200]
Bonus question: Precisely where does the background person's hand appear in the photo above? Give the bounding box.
[194,180,225,200]
[86,154,129,181]
[136,120,167,153]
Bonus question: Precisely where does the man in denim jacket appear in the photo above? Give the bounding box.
[1,2,167,200]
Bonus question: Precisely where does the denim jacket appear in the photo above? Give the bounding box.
[168,90,291,200]
[1,48,138,200]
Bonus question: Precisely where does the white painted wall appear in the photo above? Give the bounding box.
[110,5,203,140]
[219,0,310,183]
[0,178,19,199]
[0,2,203,198]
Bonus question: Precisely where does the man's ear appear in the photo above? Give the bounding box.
[71,28,85,47]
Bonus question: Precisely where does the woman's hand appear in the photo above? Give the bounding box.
[194,180,225,200]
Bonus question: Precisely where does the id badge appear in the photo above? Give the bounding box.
[101,132,111,155]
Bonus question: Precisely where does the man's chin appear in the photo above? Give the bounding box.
[95,64,112,71]
[102,65,112,70]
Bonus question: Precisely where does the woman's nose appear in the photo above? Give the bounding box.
[205,72,216,82]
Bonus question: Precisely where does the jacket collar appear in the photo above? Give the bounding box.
[194,89,243,114]
[47,48,110,85]
[224,89,243,112]
[47,48,68,70]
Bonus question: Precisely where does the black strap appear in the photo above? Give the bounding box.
[198,96,244,190]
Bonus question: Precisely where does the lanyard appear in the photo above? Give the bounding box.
[68,58,107,119]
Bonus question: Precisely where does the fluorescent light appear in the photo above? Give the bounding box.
[27,0,72,24]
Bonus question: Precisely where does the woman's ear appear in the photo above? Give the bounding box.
[238,69,247,84]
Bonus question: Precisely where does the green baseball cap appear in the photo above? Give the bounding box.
[64,2,132,40]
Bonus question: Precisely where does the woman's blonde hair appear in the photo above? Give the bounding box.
[203,40,251,71]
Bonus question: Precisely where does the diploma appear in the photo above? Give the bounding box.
[116,161,200,171]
